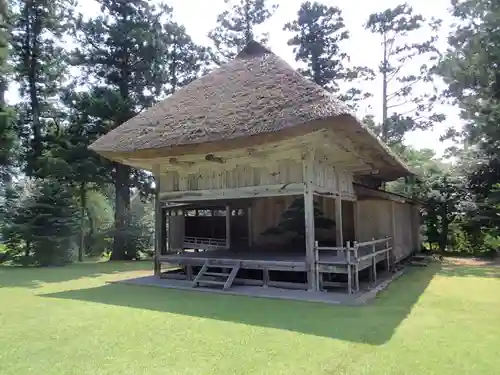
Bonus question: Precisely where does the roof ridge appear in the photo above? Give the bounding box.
[236,40,272,59]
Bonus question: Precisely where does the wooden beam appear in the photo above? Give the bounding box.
[225,204,231,249]
[303,151,317,291]
[154,167,162,276]
[159,183,305,202]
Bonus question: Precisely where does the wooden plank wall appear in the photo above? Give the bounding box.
[393,202,412,261]
[356,200,393,244]
[160,160,303,192]
[169,214,185,250]
[411,205,422,250]
[313,158,355,198]
[356,199,417,261]
[159,158,355,197]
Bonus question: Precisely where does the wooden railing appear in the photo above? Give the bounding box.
[183,236,227,250]
[314,237,393,294]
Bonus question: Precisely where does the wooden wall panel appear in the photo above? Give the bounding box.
[313,158,355,197]
[160,160,303,193]
[169,214,185,250]
[356,200,392,242]
[357,199,416,261]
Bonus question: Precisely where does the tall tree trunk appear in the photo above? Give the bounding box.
[381,31,388,143]
[244,0,252,44]
[111,163,131,260]
[439,204,449,253]
[110,47,133,261]
[78,181,86,262]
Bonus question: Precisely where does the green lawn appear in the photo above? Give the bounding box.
[1,260,499,375]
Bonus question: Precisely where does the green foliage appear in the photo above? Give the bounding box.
[72,0,204,260]
[10,0,75,177]
[209,0,278,62]
[284,1,373,107]
[284,2,349,90]
[2,180,79,266]
[365,3,444,145]
[437,0,500,254]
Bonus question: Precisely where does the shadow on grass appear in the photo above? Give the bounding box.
[0,261,152,289]
[41,265,438,345]
[438,262,500,278]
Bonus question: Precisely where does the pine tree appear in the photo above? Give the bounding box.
[209,0,278,63]
[27,180,79,266]
[73,0,205,260]
[0,0,17,186]
[437,0,500,245]
[41,89,114,261]
[366,3,444,146]
[10,0,75,177]
[263,198,335,247]
[284,1,373,107]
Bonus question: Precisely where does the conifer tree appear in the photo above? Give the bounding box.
[209,0,278,63]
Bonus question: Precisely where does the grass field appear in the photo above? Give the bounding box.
[1,259,499,375]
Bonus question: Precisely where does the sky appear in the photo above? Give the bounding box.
[9,0,462,156]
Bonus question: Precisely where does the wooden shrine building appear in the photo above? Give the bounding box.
[90,41,421,294]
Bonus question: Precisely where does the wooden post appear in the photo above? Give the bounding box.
[263,268,269,288]
[353,241,359,292]
[353,201,359,241]
[247,206,253,247]
[314,240,321,291]
[166,209,171,253]
[335,196,343,246]
[386,236,391,271]
[371,237,377,283]
[154,169,162,277]
[225,204,231,249]
[303,152,317,291]
[346,241,352,294]
[161,207,167,255]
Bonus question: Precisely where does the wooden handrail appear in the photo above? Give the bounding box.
[356,237,391,247]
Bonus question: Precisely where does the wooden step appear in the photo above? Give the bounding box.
[192,260,240,290]
[196,279,226,286]
[203,272,230,277]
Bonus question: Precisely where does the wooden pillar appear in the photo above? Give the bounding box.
[353,201,359,241]
[353,242,360,293]
[371,238,377,282]
[161,207,167,255]
[303,152,317,291]
[225,204,231,249]
[247,206,253,247]
[263,268,269,288]
[335,195,343,246]
[346,241,352,294]
[166,209,171,253]
[154,168,162,276]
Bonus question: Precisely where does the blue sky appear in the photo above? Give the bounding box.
[8,0,461,156]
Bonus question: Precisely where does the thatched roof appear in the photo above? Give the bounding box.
[90,41,411,180]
